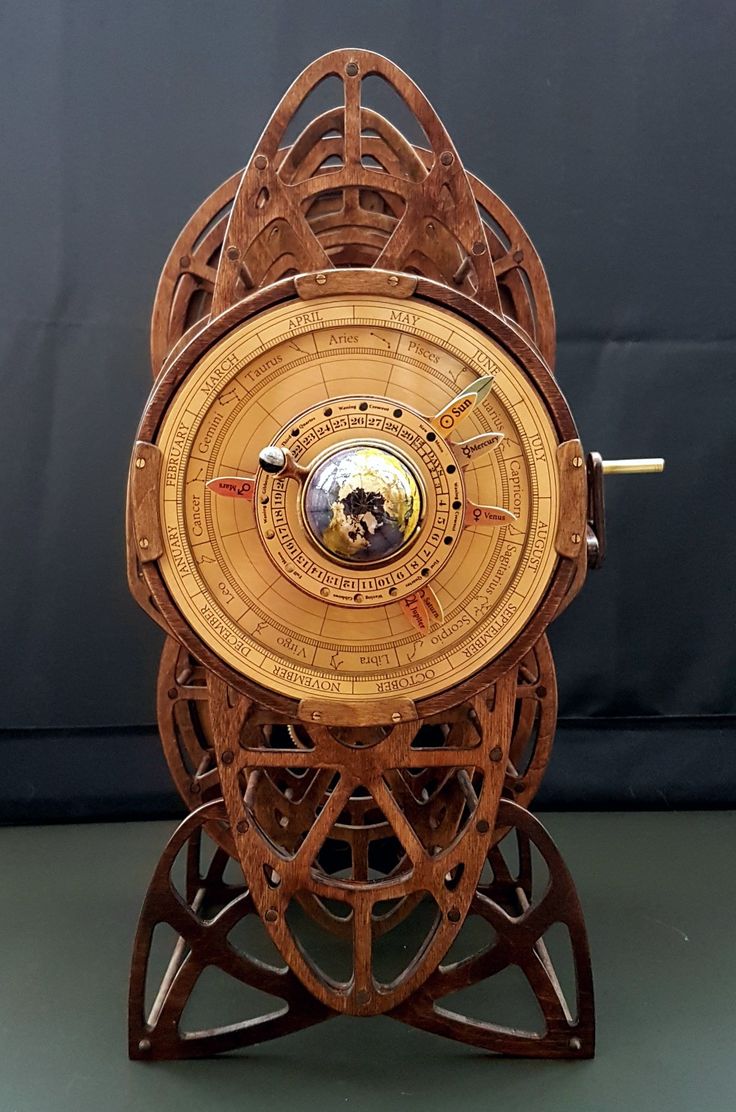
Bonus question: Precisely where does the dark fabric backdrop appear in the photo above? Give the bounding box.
[2,0,734,820]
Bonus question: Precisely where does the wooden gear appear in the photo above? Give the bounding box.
[126,48,662,1060]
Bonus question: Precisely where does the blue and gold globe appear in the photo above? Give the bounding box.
[303,444,422,563]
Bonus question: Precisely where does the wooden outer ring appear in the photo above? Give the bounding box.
[133,270,580,723]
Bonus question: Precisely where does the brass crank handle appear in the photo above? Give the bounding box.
[587,454,665,569]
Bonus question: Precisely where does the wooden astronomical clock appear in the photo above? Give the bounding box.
[126,49,663,1060]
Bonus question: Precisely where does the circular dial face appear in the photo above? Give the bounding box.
[155,294,561,704]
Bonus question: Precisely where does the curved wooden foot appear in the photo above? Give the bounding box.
[128,800,332,1060]
[389,801,595,1058]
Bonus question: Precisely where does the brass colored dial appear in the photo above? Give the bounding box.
[154,293,562,704]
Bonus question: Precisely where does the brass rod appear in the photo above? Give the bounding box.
[601,458,664,474]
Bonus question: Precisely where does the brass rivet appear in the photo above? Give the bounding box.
[440,150,454,166]
[135,457,146,469]
[138,538,149,549]
[513,249,524,263]
[472,240,486,255]
[571,532,581,544]
[320,587,330,597]
[225,244,239,260]
[265,529,275,540]
[388,587,397,597]
[254,154,268,170]
[236,819,248,834]
[138,1038,151,1052]
[447,906,461,922]
[476,819,490,834]
[311,711,321,722]
[221,750,234,766]
[391,712,401,723]
[490,745,502,763]
[387,274,399,286]
[345,61,359,77]
[178,255,190,269]
[354,593,364,603]
[264,908,278,922]
[573,456,583,468]
[315,272,327,285]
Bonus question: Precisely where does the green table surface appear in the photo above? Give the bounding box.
[2,812,734,1112]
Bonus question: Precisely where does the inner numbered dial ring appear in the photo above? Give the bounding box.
[156,294,561,704]
[257,401,462,606]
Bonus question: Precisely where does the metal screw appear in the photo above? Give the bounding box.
[391,712,401,723]
[355,988,371,1004]
[472,240,486,255]
[179,255,190,269]
[345,61,359,77]
[387,274,399,286]
[569,1037,582,1052]
[513,249,524,263]
[447,906,461,922]
[476,819,490,834]
[354,593,364,603]
[264,908,278,922]
[167,687,177,699]
[138,1038,151,1053]
[265,529,275,540]
[254,154,268,170]
[315,272,327,285]
[490,745,503,762]
[571,532,581,544]
[573,456,583,468]
[221,750,234,766]
[440,150,454,166]
[225,244,239,260]
[138,538,149,550]
[514,781,526,794]
[190,781,201,795]
[135,457,146,469]
[236,819,249,833]
[311,711,321,722]
[320,587,330,597]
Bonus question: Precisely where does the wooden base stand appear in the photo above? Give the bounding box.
[129,794,593,1059]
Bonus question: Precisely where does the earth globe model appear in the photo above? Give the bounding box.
[302,444,422,564]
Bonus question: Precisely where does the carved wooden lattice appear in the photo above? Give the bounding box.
[131,48,594,1060]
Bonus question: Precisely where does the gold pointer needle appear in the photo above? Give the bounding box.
[450,431,504,468]
[464,501,517,527]
[400,586,444,635]
[430,374,495,436]
[206,476,256,500]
